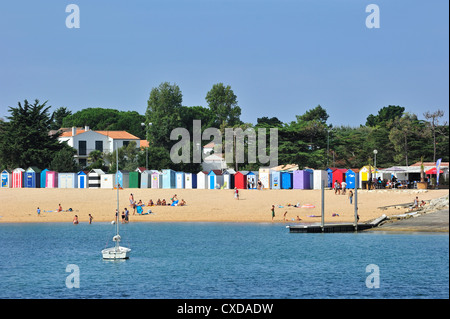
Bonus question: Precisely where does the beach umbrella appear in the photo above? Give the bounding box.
[425,167,443,174]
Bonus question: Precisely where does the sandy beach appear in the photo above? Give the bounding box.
[0,187,448,224]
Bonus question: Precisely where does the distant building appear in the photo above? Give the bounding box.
[57,126,140,167]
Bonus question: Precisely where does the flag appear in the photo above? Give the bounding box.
[436,158,442,185]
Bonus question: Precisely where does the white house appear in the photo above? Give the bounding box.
[57,126,141,167]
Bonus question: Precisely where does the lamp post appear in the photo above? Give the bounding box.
[373,149,378,168]
[141,122,152,170]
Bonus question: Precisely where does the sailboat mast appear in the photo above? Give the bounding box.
[116,142,120,244]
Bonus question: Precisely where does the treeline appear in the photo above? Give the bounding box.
[0,82,448,173]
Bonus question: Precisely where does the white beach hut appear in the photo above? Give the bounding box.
[88,169,105,189]
[313,169,328,190]
[58,172,78,188]
[101,174,114,189]
[196,171,208,189]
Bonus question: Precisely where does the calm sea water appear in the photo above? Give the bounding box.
[0,222,448,299]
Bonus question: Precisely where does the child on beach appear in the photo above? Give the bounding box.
[348,190,354,204]
[271,205,275,221]
[73,215,79,224]
[234,187,239,200]
[88,214,94,224]
[37,207,40,217]
[57,204,63,212]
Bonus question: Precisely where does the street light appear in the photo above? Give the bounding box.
[373,149,378,168]
[141,122,152,170]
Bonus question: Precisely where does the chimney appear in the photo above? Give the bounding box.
[85,126,89,131]
[72,127,76,136]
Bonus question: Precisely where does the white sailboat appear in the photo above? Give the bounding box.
[102,143,131,260]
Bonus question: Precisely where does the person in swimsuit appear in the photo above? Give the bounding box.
[73,215,79,224]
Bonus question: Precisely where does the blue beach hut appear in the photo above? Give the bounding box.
[326,168,333,188]
[116,170,130,189]
[78,171,88,188]
[25,167,41,188]
[162,169,176,189]
[208,170,224,189]
[281,172,293,189]
[40,168,49,188]
[345,169,357,189]
[1,169,12,188]
[270,171,281,189]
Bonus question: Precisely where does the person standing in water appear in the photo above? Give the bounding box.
[73,215,79,225]
[88,214,94,224]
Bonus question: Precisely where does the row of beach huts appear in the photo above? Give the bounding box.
[0,166,377,190]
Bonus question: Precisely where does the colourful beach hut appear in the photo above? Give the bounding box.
[58,173,77,188]
[208,170,224,189]
[1,169,12,188]
[313,170,328,190]
[88,169,104,189]
[196,171,208,189]
[25,167,41,188]
[162,169,176,189]
[46,170,58,188]
[293,170,311,189]
[77,171,88,189]
[345,169,357,189]
[234,171,248,189]
[359,165,377,189]
[246,171,259,189]
[270,170,281,189]
[129,171,140,188]
[184,172,197,189]
[281,172,293,189]
[40,168,49,188]
[222,169,235,189]
[258,168,270,189]
[12,168,25,188]
[326,168,334,188]
[332,168,347,186]
[151,171,162,188]
[115,170,130,188]
[176,172,185,189]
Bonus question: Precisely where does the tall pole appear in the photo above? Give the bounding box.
[321,179,325,230]
[354,174,359,231]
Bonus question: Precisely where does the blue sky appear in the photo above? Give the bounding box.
[0,0,448,127]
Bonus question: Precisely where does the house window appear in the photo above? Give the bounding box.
[123,141,129,147]
[95,140,103,152]
[79,140,87,155]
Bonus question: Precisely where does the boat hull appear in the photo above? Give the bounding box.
[102,246,131,259]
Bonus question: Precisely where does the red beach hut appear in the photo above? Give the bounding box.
[332,168,347,185]
[12,168,25,188]
[234,171,248,189]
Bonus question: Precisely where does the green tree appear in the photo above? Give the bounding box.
[388,113,423,166]
[0,99,65,169]
[51,107,72,130]
[49,143,79,172]
[366,105,405,127]
[146,82,183,149]
[205,83,241,127]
